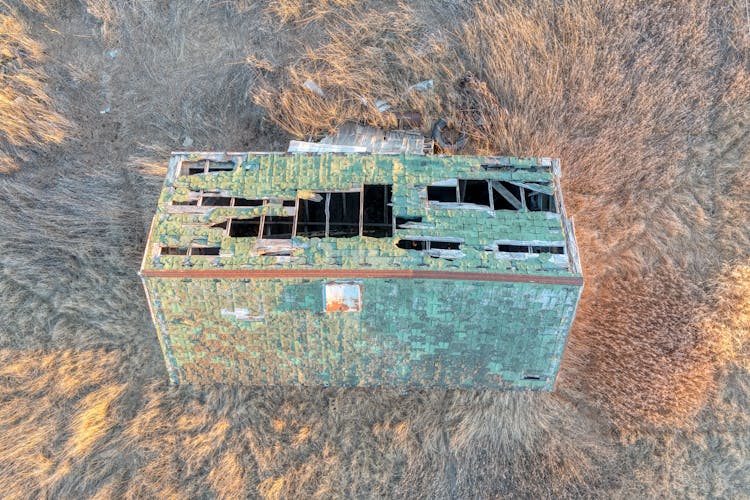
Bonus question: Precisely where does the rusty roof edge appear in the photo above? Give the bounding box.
[139,268,583,286]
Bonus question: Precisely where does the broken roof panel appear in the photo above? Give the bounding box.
[141,153,581,278]
[315,122,429,155]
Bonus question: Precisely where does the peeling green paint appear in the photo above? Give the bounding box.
[144,154,574,275]
[140,153,583,389]
[143,277,578,389]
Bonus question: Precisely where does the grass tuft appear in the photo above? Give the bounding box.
[0,11,70,170]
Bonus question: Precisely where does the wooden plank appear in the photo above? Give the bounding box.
[506,180,554,196]
[258,199,267,238]
[287,141,367,153]
[324,192,331,238]
[358,185,364,236]
[430,178,458,187]
[254,239,294,255]
[292,196,299,237]
[165,205,210,214]
[490,181,522,210]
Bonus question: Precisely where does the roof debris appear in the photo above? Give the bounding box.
[302,79,326,98]
[288,122,429,155]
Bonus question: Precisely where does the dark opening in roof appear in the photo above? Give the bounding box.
[229,219,260,238]
[458,180,490,206]
[296,196,327,237]
[207,161,235,172]
[396,239,462,251]
[362,185,392,237]
[427,185,457,203]
[234,198,264,206]
[430,240,461,250]
[328,192,360,238]
[160,246,188,255]
[496,244,564,254]
[492,181,522,210]
[191,247,220,255]
[397,239,428,250]
[263,216,294,239]
[525,191,556,212]
[182,161,205,176]
[202,196,232,206]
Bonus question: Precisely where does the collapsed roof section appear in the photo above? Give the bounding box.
[140,153,581,280]
[288,123,432,155]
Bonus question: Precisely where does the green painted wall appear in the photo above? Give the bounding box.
[144,276,580,390]
[141,153,583,389]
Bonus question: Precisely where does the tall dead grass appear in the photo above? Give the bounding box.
[0,9,69,171]
[46,0,282,154]
[569,268,718,434]
[703,262,750,370]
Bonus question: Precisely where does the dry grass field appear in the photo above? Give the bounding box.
[0,0,748,497]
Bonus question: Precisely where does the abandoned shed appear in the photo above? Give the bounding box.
[139,153,583,390]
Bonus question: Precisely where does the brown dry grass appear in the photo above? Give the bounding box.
[0,0,747,497]
[0,7,70,171]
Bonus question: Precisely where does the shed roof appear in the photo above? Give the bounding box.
[141,153,581,281]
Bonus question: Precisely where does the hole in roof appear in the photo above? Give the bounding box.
[160,246,188,255]
[191,247,220,256]
[207,160,235,172]
[397,239,428,250]
[296,195,327,237]
[427,185,457,203]
[201,196,232,206]
[396,239,461,252]
[496,244,565,254]
[234,198,264,206]
[491,181,522,210]
[429,240,461,250]
[530,245,565,254]
[328,192,360,238]
[496,244,530,253]
[458,179,490,206]
[362,185,393,237]
[229,219,260,237]
[262,216,294,239]
[181,161,204,176]
[525,190,556,212]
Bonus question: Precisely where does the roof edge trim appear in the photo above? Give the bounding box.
[140,268,583,286]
